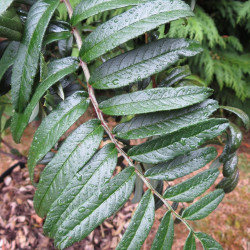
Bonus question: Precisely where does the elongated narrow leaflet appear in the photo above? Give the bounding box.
[100,86,213,116]
[80,0,194,62]
[54,167,136,249]
[33,119,104,217]
[182,189,225,220]
[28,91,90,183]
[128,119,228,164]
[71,0,143,25]
[163,168,219,202]
[113,99,219,140]
[11,0,60,112]
[151,211,174,250]
[90,38,202,89]
[145,147,217,181]
[43,143,117,237]
[117,190,155,250]
[195,232,223,249]
[183,232,196,250]
[11,57,80,143]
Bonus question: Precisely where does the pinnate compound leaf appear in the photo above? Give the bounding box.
[80,0,194,62]
[221,105,250,131]
[54,167,136,249]
[43,143,117,236]
[11,0,60,112]
[195,232,223,250]
[11,57,80,143]
[145,147,217,181]
[113,99,218,140]
[28,91,90,183]
[128,119,228,164]
[71,0,143,25]
[100,86,213,116]
[0,41,19,82]
[182,189,225,220]
[90,38,202,90]
[0,0,14,16]
[117,190,154,250]
[151,211,174,250]
[184,232,196,250]
[163,168,219,202]
[33,119,104,217]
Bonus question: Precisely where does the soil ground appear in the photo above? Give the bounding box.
[0,123,249,250]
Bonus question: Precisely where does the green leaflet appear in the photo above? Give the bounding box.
[90,38,202,90]
[11,0,60,112]
[100,86,213,116]
[43,143,117,237]
[11,57,80,143]
[217,169,240,194]
[0,23,22,41]
[160,65,191,87]
[71,0,143,25]
[220,122,242,163]
[80,0,194,62]
[0,0,14,16]
[113,99,219,140]
[151,211,174,250]
[163,168,219,202]
[182,189,225,220]
[54,167,136,249]
[221,105,250,131]
[145,147,217,181]
[33,119,104,217]
[223,153,238,177]
[0,41,19,81]
[0,15,23,33]
[117,190,154,250]
[28,91,90,183]
[195,232,223,250]
[183,232,196,250]
[128,119,228,164]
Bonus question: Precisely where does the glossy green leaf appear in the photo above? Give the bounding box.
[33,119,104,217]
[11,57,80,143]
[0,41,19,81]
[43,143,117,236]
[80,0,194,62]
[163,168,219,202]
[184,232,196,250]
[100,86,213,116]
[113,99,218,140]
[128,119,228,164]
[223,153,238,177]
[160,65,191,87]
[54,167,136,249]
[221,106,250,131]
[28,91,90,183]
[117,190,155,250]
[0,23,22,41]
[182,189,225,220]
[11,0,60,112]
[71,0,143,25]
[90,38,202,89]
[145,147,217,181]
[195,232,223,250]
[151,211,174,250]
[0,0,14,16]
[217,169,239,194]
[0,15,23,32]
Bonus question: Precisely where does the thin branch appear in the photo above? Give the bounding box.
[1,138,13,150]
[63,0,194,232]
